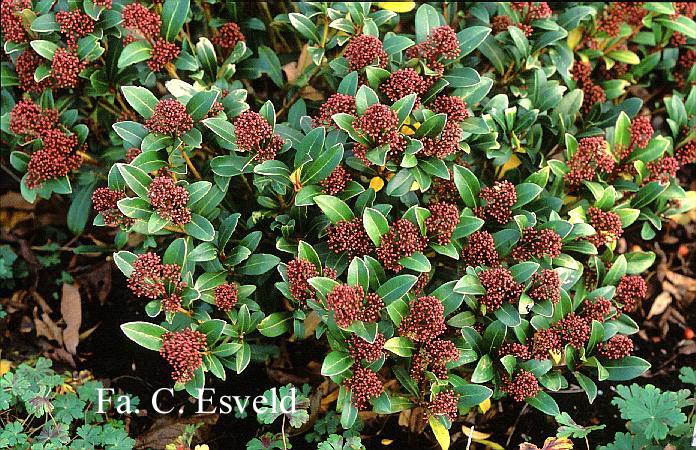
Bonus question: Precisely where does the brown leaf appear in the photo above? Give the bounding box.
[34,310,63,346]
[135,414,218,449]
[61,284,82,354]
[647,291,672,319]
[78,261,112,304]
[0,192,35,210]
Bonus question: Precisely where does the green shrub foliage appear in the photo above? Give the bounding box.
[2,0,695,443]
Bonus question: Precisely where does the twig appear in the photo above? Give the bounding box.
[506,403,528,447]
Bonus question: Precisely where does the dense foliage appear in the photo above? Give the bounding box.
[2,1,695,448]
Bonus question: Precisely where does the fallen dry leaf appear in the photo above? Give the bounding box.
[647,291,672,319]
[135,414,218,449]
[61,284,82,354]
[34,310,63,346]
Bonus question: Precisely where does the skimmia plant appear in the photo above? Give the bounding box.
[2,1,695,447]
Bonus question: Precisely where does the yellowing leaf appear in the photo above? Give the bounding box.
[410,180,420,191]
[290,168,302,191]
[462,425,491,440]
[567,28,582,50]
[478,397,491,414]
[401,117,420,136]
[498,154,521,178]
[370,176,385,192]
[428,415,450,450]
[542,437,574,450]
[376,1,416,13]
[0,360,11,376]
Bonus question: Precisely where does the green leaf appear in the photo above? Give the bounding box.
[289,13,321,43]
[655,16,696,39]
[471,354,494,383]
[203,117,236,143]
[257,312,293,337]
[443,67,480,88]
[398,252,431,272]
[113,251,137,277]
[184,214,215,241]
[257,45,284,87]
[362,207,389,246]
[494,302,521,327]
[302,143,343,185]
[376,274,418,304]
[573,371,597,404]
[67,182,95,235]
[238,254,280,275]
[116,163,152,198]
[602,356,651,381]
[603,255,626,287]
[30,40,58,60]
[457,26,491,57]
[30,13,59,32]
[321,351,353,377]
[631,182,667,208]
[414,113,447,138]
[414,3,441,43]
[313,195,354,224]
[121,322,167,351]
[513,183,543,208]
[117,41,153,69]
[161,0,189,42]
[121,86,158,119]
[186,90,219,121]
[607,50,640,65]
[384,337,415,357]
[455,384,493,408]
[526,391,560,416]
[196,37,217,81]
[453,165,480,208]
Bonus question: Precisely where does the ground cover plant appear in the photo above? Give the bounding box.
[1,1,695,449]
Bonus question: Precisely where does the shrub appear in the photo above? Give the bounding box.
[2,1,695,447]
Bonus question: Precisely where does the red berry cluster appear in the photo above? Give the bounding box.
[93,0,112,9]
[580,297,613,323]
[599,335,633,359]
[478,267,523,312]
[327,218,375,259]
[145,99,194,137]
[597,2,647,37]
[212,22,245,50]
[344,34,388,72]
[287,258,319,306]
[406,26,460,77]
[571,61,606,114]
[1,0,31,43]
[630,116,654,150]
[128,252,186,313]
[645,157,680,184]
[565,137,615,188]
[9,100,59,138]
[380,68,428,104]
[615,275,647,312]
[461,231,500,268]
[427,390,460,421]
[426,202,460,245]
[491,15,514,34]
[475,180,517,224]
[56,10,94,48]
[160,329,207,383]
[376,219,427,272]
[530,327,562,360]
[214,283,238,311]
[26,129,83,188]
[498,342,531,360]
[354,104,401,146]
[503,369,540,402]
[320,165,351,195]
[508,2,552,36]
[347,333,385,363]
[410,338,459,383]
[512,228,562,260]
[148,176,192,225]
[399,295,446,342]
[148,38,180,72]
[528,269,561,304]
[233,110,283,161]
[431,96,469,123]
[52,48,86,89]
[92,187,134,228]
[554,313,591,349]
[313,93,356,128]
[326,284,383,328]
[344,366,382,409]
[586,207,623,248]
[15,50,52,92]
[676,139,696,166]
[122,2,161,39]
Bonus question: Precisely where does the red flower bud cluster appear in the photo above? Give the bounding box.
[675,50,696,89]
[645,157,680,184]
[565,136,615,188]
[430,174,460,204]
[580,297,612,323]
[498,342,531,360]
[148,176,192,225]
[214,283,238,311]
[461,231,500,268]
[503,369,540,402]
[287,258,319,307]
[426,202,459,245]
[345,34,388,72]
[122,2,161,39]
[597,2,647,37]
[148,38,180,72]
[344,366,382,410]
[380,68,428,104]
[376,219,427,272]
[431,96,469,123]
[554,313,591,349]
[9,100,59,138]
[52,48,86,89]
[528,269,561,304]
[26,129,83,188]
[56,10,94,48]
[145,99,194,137]
[475,180,517,224]
[531,328,561,360]
[421,122,462,158]
[233,110,282,161]
[509,2,552,36]
[478,267,523,312]
[126,147,142,162]
[410,338,459,382]
[213,22,245,50]
[512,228,562,260]
[599,335,633,359]
[313,93,356,128]
[128,253,186,313]
[320,165,351,195]
[354,104,398,143]
[615,275,647,312]
[93,0,112,9]
[15,50,52,92]
[406,26,460,77]
[491,15,514,34]
[92,187,135,228]
[586,207,623,248]
[571,61,606,114]
[347,333,385,363]
[399,296,446,342]
[676,140,696,166]
[674,2,696,18]
[327,218,375,259]
[427,390,460,421]
[160,329,207,383]
[630,116,654,150]
[1,0,31,43]
[326,284,383,328]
